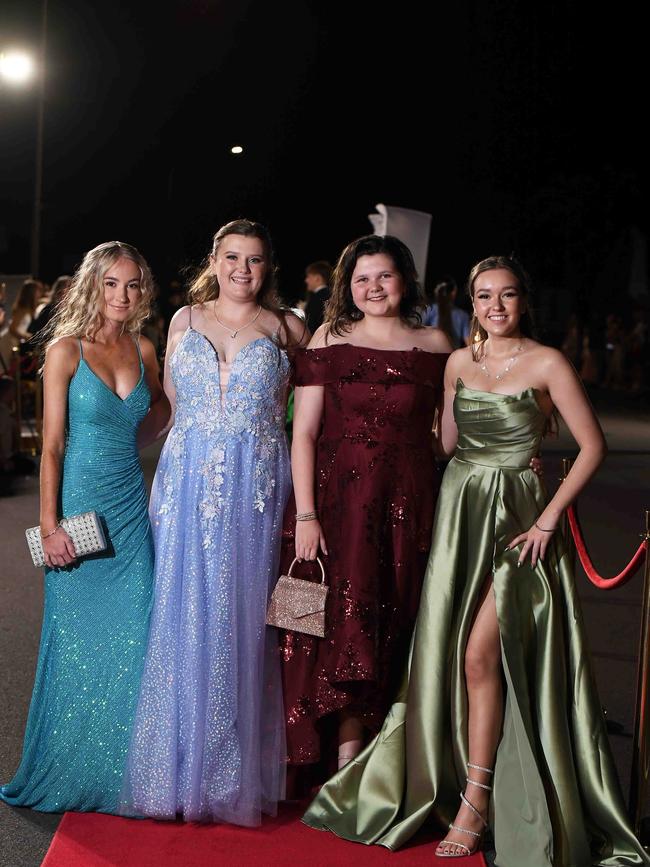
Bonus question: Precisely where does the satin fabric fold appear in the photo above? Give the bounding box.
[304,381,648,866]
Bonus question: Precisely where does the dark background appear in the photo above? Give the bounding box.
[1,0,646,340]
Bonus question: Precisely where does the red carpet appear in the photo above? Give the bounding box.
[41,803,487,866]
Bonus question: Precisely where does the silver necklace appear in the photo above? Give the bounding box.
[479,340,524,380]
[213,304,262,339]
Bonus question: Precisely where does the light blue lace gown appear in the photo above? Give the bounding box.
[120,325,291,826]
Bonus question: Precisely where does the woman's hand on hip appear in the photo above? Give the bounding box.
[508,521,557,569]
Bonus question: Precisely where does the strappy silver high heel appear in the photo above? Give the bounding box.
[435,762,493,859]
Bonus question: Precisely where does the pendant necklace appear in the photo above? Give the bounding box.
[213,303,262,339]
[480,340,525,380]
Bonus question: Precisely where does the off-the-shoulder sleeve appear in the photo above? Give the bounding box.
[293,347,341,386]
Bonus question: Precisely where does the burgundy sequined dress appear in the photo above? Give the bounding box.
[279,343,447,792]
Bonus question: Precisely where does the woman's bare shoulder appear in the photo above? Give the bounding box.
[45,335,79,361]
[307,323,344,349]
[169,305,192,333]
[446,345,473,373]
[43,336,80,377]
[414,325,454,353]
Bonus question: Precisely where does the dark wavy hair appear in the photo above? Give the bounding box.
[325,235,425,337]
[467,255,536,358]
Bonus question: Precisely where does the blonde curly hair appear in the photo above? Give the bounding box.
[45,241,154,345]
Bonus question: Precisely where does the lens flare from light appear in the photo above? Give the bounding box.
[0,51,35,85]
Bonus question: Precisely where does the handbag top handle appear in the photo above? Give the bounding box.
[286,557,326,584]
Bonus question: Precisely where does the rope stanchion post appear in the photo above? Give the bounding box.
[630,509,650,844]
[561,457,576,574]
[564,461,649,837]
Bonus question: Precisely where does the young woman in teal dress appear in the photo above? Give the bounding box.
[304,256,649,866]
[0,241,169,813]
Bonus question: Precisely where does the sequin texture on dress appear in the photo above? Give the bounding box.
[1,341,153,814]
[120,328,290,826]
[279,343,447,791]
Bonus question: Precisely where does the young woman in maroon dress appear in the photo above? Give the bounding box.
[278,235,453,795]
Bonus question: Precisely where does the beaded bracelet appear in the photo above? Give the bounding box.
[40,525,60,540]
[296,510,318,522]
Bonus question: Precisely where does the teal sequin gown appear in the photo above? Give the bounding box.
[1,339,154,814]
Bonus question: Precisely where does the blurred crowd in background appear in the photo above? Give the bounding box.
[1,261,648,498]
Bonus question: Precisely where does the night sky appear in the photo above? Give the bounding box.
[1,1,646,335]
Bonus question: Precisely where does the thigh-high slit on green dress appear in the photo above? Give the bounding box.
[303,380,649,867]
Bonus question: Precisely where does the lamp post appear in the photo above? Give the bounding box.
[0,0,48,278]
[31,0,48,279]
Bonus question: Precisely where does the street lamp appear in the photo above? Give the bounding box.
[0,50,35,85]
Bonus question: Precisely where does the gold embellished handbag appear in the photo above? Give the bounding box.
[25,511,107,568]
[266,557,328,638]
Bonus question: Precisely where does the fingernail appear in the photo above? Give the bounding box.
[517,561,522,568]
[504,546,510,551]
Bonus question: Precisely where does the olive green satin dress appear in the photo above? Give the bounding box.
[304,381,649,867]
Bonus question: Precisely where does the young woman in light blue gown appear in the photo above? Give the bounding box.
[1,242,168,813]
[121,219,307,826]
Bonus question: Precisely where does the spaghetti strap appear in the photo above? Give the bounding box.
[133,335,144,372]
[189,305,192,327]
[78,338,84,359]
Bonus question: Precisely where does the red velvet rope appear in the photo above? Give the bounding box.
[567,504,648,590]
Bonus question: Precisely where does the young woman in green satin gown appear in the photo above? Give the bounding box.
[303,256,649,866]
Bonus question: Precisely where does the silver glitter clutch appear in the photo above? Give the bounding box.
[266,557,328,638]
[25,511,107,568]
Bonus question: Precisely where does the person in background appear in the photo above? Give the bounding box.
[0,281,6,331]
[161,278,186,331]
[422,275,471,349]
[304,260,332,334]
[0,282,10,374]
[34,283,53,318]
[603,313,625,390]
[29,275,72,336]
[141,282,167,360]
[629,303,648,395]
[9,279,41,344]
[0,376,17,496]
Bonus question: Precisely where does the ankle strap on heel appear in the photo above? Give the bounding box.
[467,762,493,774]
[466,776,492,791]
[460,791,489,828]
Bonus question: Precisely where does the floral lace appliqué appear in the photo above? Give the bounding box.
[163,330,289,545]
